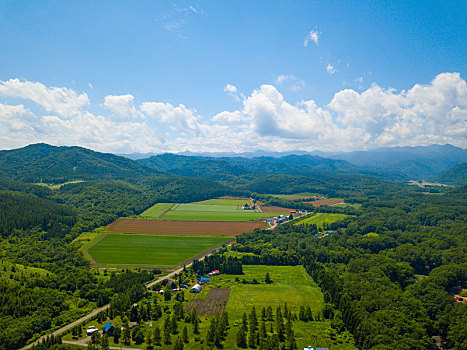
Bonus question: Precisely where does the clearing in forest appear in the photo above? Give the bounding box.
[294,213,350,228]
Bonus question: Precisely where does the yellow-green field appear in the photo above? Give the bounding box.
[294,213,351,228]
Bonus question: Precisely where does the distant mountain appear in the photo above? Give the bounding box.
[432,163,467,185]
[137,154,257,182]
[0,143,158,183]
[329,144,467,179]
[137,152,402,183]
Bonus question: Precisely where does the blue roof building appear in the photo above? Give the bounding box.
[103,321,114,334]
[197,275,211,283]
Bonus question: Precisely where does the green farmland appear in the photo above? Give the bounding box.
[294,213,351,228]
[195,198,253,206]
[87,233,231,267]
[140,203,174,218]
[174,203,243,212]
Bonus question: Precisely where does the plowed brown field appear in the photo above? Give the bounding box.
[311,199,344,207]
[260,206,293,213]
[106,219,266,236]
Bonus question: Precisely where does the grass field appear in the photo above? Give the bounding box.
[195,198,253,206]
[294,213,351,228]
[161,210,285,222]
[87,233,231,267]
[140,203,174,218]
[174,203,242,212]
[187,265,356,349]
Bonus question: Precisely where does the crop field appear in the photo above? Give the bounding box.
[174,203,243,212]
[106,218,266,235]
[140,203,174,218]
[195,198,253,206]
[161,210,284,221]
[310,198,344,207]
[87,233,231,267]
[260,205,294,213]
[294,213,350,228]
[185,288,230,315]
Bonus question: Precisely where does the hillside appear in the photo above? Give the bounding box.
[0,143,158,184]
[432,162,467,185]
[329,144,467,179]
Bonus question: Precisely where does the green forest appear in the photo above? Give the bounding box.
[0,143,465,350]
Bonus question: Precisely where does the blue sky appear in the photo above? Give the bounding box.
[0,0,466,153]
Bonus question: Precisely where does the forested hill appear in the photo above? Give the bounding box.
[329,144,467,179]
[137,153,258,182]
[432,162,467,185]
[0,143,159,183]
[137,152,405,182]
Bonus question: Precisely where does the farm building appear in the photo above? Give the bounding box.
[208,270,220,276]
[289,210,296,213]
[190,283,202,293]
[86,326,98,336]
[103,321,114,335]
[197,275,211,283]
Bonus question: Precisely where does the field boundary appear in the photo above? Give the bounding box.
[177,238,236,267]
[84,234,106,264]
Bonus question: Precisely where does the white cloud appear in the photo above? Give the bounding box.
[224,83,244,102]
[1,74,466,153]
[304,29,320,47]
[103,94,138,121]
[275,75,305,91]
[326,63,337,75]
[140,101,200,135]
[0,78,89,117]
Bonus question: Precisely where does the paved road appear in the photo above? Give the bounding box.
[21,240,233,349]
[21,304,110,350]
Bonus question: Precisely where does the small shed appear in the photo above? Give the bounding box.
[190,284,202,293]
[103,321,115,335]
[208,270,220,276]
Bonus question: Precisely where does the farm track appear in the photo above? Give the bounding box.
[158,203,176,218]
[85,234,106,264]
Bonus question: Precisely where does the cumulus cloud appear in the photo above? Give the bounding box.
[103,94,138,121]
[140,101,200,135]
[0,73,466,153]
[0,79,89,117]
[224,83,244,102]
[304,29,320,47]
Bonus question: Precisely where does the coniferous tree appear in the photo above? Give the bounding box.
[182,326,189,343]
[123,326,131,345]
[153,326,162,346]
[248,329,257,349]
[242,312,249,331]
[236,327,247,348]
[113,326,121,344]
[249,306,258,331]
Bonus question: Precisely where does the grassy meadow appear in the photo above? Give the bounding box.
[294,213,351,228]
[87,233,231,268]
[140,203,175,218]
